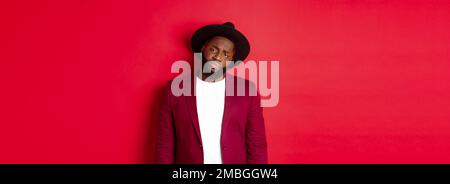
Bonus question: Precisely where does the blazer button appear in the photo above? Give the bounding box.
[199,144,202,148]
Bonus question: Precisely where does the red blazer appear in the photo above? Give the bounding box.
[156,75,268,164]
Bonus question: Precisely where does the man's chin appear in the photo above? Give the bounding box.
[203,63,223,73]
[201,67,226,80]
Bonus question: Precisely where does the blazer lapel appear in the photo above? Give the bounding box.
[186,76,202,144]
[187,75,236,144]
[221,75,235,134]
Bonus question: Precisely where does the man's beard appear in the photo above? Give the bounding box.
[201,56,226,80]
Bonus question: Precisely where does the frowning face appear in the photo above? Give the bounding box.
[201,36,235,73]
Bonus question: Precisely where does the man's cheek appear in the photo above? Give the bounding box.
[204,56,213,62]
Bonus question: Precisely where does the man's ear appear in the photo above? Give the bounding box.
[200,39,210,52]
[231,48,236,61]
[201,44,205,52]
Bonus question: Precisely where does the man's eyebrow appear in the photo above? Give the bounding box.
[211,44,233,53]
[212,44,233,52]
[211,44,220,49]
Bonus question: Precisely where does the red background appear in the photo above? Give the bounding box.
[1,0,449,163]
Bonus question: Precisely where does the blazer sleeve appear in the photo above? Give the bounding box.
[245,86,268,164]
[156,82,175,164]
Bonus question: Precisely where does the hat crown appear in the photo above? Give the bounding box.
[223,22,235,29]
[191,21,250,61]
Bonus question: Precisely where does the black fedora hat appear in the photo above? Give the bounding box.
[191,22,250,62]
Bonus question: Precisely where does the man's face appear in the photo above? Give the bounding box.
[201,36,235,73]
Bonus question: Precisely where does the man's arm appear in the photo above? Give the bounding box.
[156,82,175,164]
[245,90,268,164]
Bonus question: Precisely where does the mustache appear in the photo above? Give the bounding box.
[200,56,236,74]
[202,57,223,70]
[201,56,216,64]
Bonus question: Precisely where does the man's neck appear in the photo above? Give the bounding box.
[200,73,224,82]
[196,72,225,82]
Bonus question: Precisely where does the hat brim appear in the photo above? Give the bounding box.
[191,24,250,62]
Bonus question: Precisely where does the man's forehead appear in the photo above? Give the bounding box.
[207,36,234,50]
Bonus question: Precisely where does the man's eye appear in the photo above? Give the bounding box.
[210,48,216,52]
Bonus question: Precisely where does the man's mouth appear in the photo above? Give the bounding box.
[204,60,222,72]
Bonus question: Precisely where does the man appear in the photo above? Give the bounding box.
[156,22,267,164]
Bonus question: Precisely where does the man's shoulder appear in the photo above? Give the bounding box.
[164,73,194,96]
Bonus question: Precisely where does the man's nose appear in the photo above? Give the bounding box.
[212,53,223,62]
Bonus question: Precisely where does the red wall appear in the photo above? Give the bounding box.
[1,0,450,163]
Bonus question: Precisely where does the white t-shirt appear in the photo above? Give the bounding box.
[195,76,225,164]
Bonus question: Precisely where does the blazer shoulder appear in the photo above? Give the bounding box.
[164,73,195,98]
